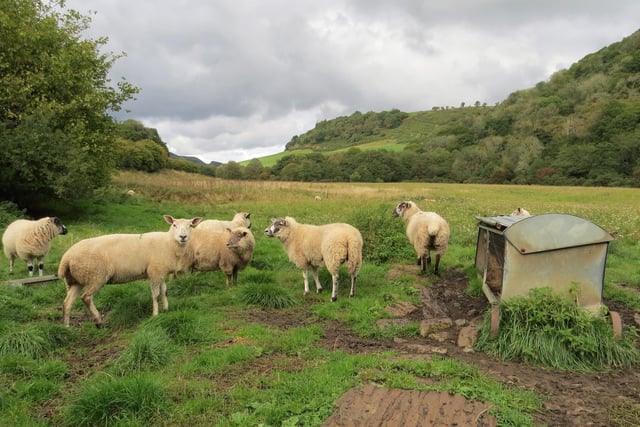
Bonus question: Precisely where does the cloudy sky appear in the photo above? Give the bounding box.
[66,1,640,164]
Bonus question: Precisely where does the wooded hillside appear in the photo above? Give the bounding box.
[263,30,640,186]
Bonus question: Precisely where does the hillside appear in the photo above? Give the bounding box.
[249,30,640,187]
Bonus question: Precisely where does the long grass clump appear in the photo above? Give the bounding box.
[64,373,169,427]
[111,327,174,375]
[239,284,298,309]
[475,288,640,372]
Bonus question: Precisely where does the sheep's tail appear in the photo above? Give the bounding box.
[345,234,363,275]
[57,256,70,283]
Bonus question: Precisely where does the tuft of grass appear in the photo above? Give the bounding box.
[182,344,260,376]
[64,373,169,427]
[0,323,50,359]
[170,272,219,297]
[0,293,37,322]
[111,327,175,375]
[239,284,298,309]
[475,288,640,372]
[140,309,221,345]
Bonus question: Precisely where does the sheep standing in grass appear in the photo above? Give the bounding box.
[392,201,450,275]
[179,226,255,288]
[511,207,531,216]
[198,211,251,232]
[58,215,202,327]
[264,217,363,302]
[2,217,68,277]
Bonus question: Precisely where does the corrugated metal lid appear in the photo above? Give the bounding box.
[476,213,614,254]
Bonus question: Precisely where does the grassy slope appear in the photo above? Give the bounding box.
[240,107,486,166]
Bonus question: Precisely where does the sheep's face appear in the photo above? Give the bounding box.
[51,217,68,235]
[226,228,252,250]
[164,215,203,245]
[392,201,413,218]
[264,218,287,238]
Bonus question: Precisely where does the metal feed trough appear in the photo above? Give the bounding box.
[474,213,621,337]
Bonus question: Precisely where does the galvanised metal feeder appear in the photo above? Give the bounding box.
[474,213,621,338]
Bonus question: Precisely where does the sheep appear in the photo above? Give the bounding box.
[2,217,68,277]
[126,189,136,196]
[197,211,251,232]
[58,215,202,327]
[510,207,531,216]
[314,195,322,201]
[264,216,363,302]
[392,201,450,275]
[179,226,255,288]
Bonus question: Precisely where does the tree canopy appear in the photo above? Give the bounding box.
[0,0,138,208]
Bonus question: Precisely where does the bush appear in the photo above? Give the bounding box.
[350,204,413,264]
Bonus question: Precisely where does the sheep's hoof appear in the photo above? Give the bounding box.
[95,323,105,329]
[316,288,323,294]
[331,296,337,302]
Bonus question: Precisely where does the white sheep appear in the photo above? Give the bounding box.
[2,217,68,277]
[392,201,450,275]
[264,217,363,302]
[179,226,255,288]
[197,211,251,232]
[58,215,202,327]
[510,207,531,216]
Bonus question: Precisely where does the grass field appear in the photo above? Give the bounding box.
[0,170,639,426]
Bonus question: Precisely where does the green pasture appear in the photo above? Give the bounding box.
[0,173,639,426]
[239,139,406,167]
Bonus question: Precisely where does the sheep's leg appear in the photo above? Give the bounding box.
[349,274,357,298]
[150,282,161,316]
[62,285,82,327]
[27,258,34,277]
[331,272,339,302]
[312,267,322,293]
[434,254,441,275]
[225,274,232,289]
[419,255,427,274]
[160,280,168,311]
[36,258,43,276]
[80,288,104,327]
[232,266,239,286]
[302,269,311,295]
[8,257,14,274]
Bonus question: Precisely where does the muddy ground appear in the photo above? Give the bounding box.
[249,265,640,427]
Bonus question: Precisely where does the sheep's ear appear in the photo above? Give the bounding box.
[225,227,232,233]
[163,215,175,224]
[245,212,251,219]
[191,217,203,227]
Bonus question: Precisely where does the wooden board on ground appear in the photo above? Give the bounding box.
[5,274,59,286]
[322,384,497,427]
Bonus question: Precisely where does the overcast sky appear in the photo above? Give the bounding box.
[66,1,640,164]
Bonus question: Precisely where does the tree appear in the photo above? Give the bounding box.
[0,0,138,207]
